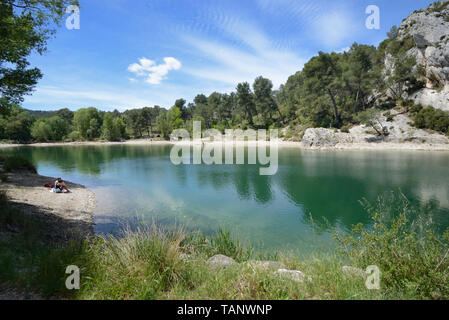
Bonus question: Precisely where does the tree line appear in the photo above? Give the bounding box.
[2,0,447,143]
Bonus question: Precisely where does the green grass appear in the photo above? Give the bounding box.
[0,191,447,300]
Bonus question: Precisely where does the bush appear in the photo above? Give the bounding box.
[411,105,449,134]
[335,191,449,299]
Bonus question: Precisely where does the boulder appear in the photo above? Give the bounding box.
[207,254,236,268]
[342,266,365,278]
[274,269,311,283]
[301,128,353,148]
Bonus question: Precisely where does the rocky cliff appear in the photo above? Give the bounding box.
[392,1,449,110]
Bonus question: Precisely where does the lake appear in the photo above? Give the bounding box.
[2,144,449,253]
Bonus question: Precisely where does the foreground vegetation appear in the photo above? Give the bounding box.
[0,186,447,300]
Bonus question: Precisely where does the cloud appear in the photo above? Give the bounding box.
[26,86,156,110]
[127,57,182,84]
[312,10,356,47]
[180,16,307,88]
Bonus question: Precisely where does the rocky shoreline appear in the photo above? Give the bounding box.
[1,136,449,152]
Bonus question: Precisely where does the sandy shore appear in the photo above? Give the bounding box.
[0,139,173,148]
[1,139,449,151]
[1,171,97,241]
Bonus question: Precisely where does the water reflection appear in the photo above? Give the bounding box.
[2,145,448,251]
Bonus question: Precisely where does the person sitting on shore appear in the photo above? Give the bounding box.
[55,178,70,193]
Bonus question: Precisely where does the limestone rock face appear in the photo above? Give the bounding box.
[300,110,449,148]
[409,86,449,112]
[301,128,353,148]
[388,2,449,110]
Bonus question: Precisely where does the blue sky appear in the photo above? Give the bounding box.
[23,0,436,111]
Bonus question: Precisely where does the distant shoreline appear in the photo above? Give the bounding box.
[1,139,449,151]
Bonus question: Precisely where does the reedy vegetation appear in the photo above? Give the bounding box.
[0,185,447,300]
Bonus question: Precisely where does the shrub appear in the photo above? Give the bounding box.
[335,191,449,299]
[411,105,449,134]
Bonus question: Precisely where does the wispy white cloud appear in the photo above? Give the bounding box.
[178,11,307,89]
[312,10,356,47]
[182,35,305,88]
[127,57,182,84]
[26,86,156,110]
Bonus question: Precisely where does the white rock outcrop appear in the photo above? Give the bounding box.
[301,110,449,148]
[389,2,449,110]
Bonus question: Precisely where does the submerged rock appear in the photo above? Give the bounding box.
[207,254,236,268]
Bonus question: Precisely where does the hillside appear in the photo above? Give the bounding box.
[300,1,449,149]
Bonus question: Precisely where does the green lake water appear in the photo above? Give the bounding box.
[2,145,449,253]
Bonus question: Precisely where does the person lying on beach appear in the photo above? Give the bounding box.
[55,178,70,193]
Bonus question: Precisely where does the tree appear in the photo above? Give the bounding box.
[385,55,421,99]
[102,113,126,141]
[387,25,398,40]
[0,105,34,141]
[277,71,303,124]
[236,82,255,127]
[31,115,69,141]
[217,93,236,126]
[0,0,79,115]
[31,118,52,141]
[124,109,145,138]
[253,76,282,127]
[193,94,213,128]
[343,43,381,113]
[174,99,187,120]
[56,108,74,123]
[302,52,343,128]
[356,108,389,136]
[141,107,153,136]
[73,107,102,140]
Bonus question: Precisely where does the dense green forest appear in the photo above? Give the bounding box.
[1,0,449,143]
[1,37,449,143]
